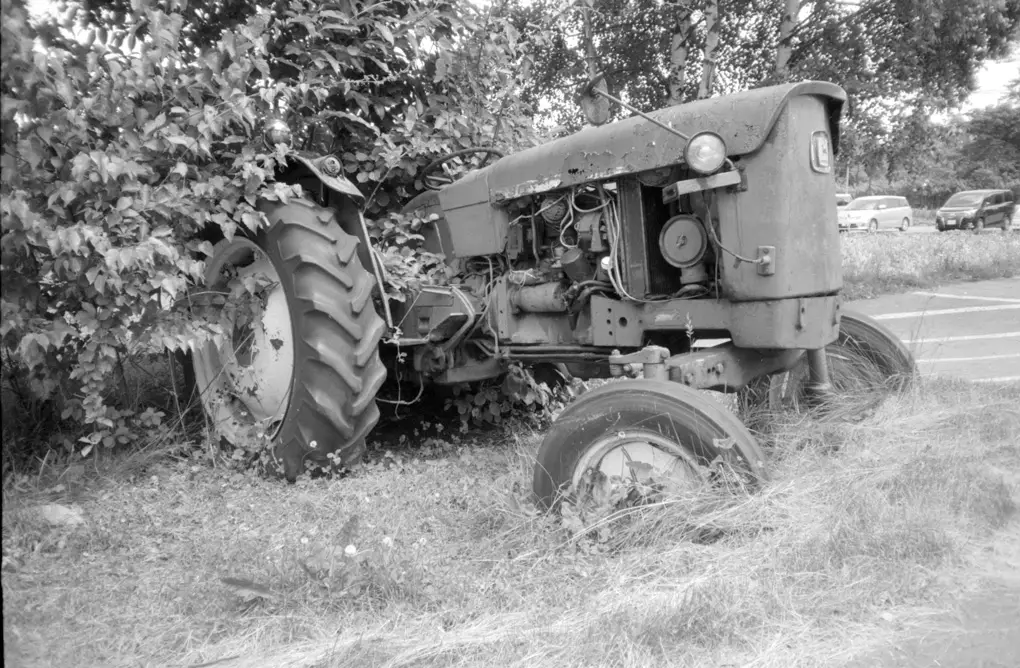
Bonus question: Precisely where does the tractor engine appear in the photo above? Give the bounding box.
[394,80,848,384]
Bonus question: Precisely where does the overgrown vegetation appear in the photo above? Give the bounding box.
[3,376,1017,667]
[841,230,1020,300]
[3,0,1019,464]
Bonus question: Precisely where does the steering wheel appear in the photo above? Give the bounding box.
[422,147,505,191]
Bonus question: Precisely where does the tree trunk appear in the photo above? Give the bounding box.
[698,0,720,99]
[775,0,799,76]
[668,8,693,104]
[581,5,598,80]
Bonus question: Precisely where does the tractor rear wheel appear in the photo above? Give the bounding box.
[532,379,768,510]
[191,197,387,480]
[756,309,916,414]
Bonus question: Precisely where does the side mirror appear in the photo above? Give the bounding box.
[579,73,612,126]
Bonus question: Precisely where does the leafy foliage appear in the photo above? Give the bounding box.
[0,0,545,456]
[1,0,289,453]
[445,362,577,430]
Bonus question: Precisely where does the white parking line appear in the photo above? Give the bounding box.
[911,291,1020,304]
[972,376,1020,384]
[918,353,1020,363]
[908,331,1020,344]
[872,304,1020,320]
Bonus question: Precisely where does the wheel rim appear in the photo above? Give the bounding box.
[869,220,877,233]
[571,429,706,497]
[192,238,294,441]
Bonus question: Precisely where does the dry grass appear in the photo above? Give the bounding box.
[841,230,1020,300]
[3,376,1018,668]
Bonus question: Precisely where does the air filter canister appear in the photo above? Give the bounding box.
[658,215,707,269]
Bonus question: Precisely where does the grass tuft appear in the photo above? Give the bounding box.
[841,231,1020,300]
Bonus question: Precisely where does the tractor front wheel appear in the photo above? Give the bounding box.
[761,309,916,413]
[533,379,768,510]
[191,198,387,480]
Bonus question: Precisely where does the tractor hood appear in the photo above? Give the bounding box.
[440,80,846,208]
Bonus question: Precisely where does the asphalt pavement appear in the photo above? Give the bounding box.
[848,276,1020,384]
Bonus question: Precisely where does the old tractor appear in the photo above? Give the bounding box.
[189,78,916,506]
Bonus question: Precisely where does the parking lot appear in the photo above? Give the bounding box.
[848,277,1020,384]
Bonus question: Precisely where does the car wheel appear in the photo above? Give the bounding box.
[1003,214,1013,233]
[974,217,985,234]
[899,217,910,232]
[867,219,878,234]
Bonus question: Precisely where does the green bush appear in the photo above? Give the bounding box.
[0,0,544,459]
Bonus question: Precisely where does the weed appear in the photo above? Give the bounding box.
[841,232,1020,300]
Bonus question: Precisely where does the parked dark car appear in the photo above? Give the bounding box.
[935,189,1015,232]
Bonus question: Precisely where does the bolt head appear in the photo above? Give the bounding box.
[321,156,342,177]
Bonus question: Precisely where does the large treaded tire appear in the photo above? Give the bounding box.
[199,198,387,481]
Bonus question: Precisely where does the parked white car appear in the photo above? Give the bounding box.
[838,195,913,233]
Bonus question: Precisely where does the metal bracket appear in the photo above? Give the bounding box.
[609,343,803,393]
[609,345,670,381]
[663,169,743,204]
[756,246,775,276]
[727,163,749,193]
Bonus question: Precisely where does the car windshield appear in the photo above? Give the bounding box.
[844,199,883,211]
[943,193,984,207]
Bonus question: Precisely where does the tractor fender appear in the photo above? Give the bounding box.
[284,151,364,201]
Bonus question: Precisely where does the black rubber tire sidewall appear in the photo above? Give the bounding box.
[834,308,917,391]
[533,379,767,509]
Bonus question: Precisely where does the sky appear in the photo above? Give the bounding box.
[23,0,1019,111]
[963,51,1020,110]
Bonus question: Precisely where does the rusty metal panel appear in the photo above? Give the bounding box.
[465,81,846,203]
[435,169,511,257]
[713,95,843,301]
[589,294,840,349]
[506,314,578,345]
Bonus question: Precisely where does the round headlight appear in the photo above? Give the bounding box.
[684,132,727,175]
[264,119,292,147]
